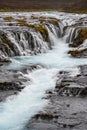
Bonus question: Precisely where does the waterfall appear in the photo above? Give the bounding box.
[29,31,49,54]
[7,32,22,55]
[0,15,64,58]
[0,30,50,56]
[0,12,87,130]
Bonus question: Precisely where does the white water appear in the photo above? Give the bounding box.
[0,13,87,130]
[0,68,57,130]
[7,34,87,70]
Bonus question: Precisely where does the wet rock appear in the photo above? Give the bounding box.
[66,104,70,107]
[0,90,18,102]
[68,27,87,58]
[20,64,44,73]
[68,48,87,58]
[0,56,11,63]
[0,70,29,101]
[70,28,87,48]
[34,113,54,120]
[26,65,87,130]
[46,90,53,94]
[27,122,58,130]
[55,69,87,97]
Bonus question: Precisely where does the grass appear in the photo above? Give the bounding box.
[65,9,87,14]
[0,8,87,14]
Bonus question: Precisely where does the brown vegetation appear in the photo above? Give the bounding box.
[70,28,87,47]
[0,0,87,13]
[3,16,14,21]
[68,49,87,57]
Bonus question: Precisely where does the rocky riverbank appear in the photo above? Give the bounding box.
[0,63,44,102]
[27,65,87,130]
[0,12,87,130]
[0,68,27,101]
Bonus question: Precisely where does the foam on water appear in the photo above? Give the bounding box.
[0,12,87,130]
[0,68,57,130]
[7,34,87,70]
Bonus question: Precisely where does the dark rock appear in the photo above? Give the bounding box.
[0,69,29,101]
[63,124,67,128]
[34,113,54,120]
[66,104,70,107]
[46,90,53,94]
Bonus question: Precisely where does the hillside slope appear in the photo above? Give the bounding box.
[0,0,87,12]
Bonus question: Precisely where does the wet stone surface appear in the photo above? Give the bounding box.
[26,65,87,130]
[0,69,28,101]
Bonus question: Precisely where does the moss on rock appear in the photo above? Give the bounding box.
[17,19,27,26]
[48,17,59,26]
[34,25,48,41]
[71,28,87,47]
[3,16,14,21]
[0,34,10,45]
[68,49,87,57]
[17,19,35,28]
[31,15,59,26]
[31,15,39,19]
[17,19,48,40]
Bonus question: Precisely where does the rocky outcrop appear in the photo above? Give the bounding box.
[68,28,87,57]
[0,13,87,59]
[27,65,87,130]
[69,28,87,47]
[68,48,87,58]
[55,72,87,97]
[0,12,87,130]
[0,64,44,101]
[0,70,27,101]
[0,15,62,60]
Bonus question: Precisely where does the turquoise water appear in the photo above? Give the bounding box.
[0,25,87,130]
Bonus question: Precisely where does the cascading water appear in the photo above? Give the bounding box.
[0,30,50,57]
[0,68,57,130]
[0,12,87,130]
